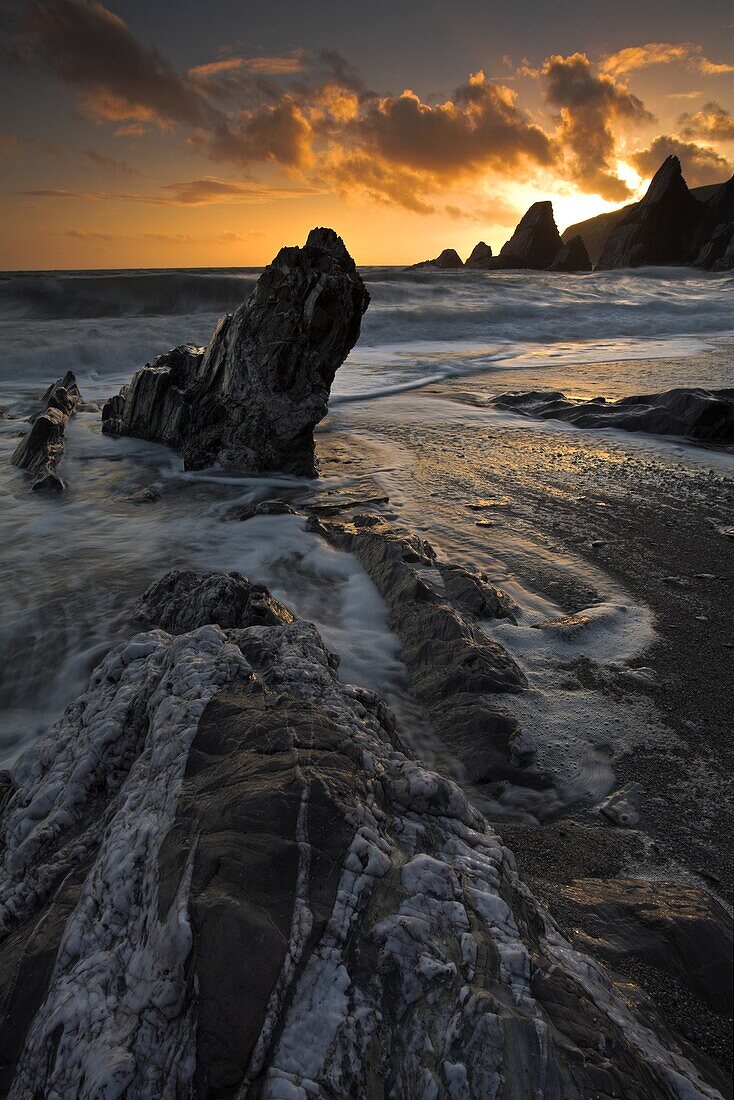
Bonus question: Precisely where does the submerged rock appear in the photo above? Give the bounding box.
[596,156,704,269]
[495,201,563,270]
[0,577,724,1098]
[103,228,369,475]
[11,370,84,491]
[493,387,734,443]
[549,234,592,272]
[465,241,494,269]
[409,247,464,270]
[598,782,642,827]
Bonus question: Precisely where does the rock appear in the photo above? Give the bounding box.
[562,177,728,267]
[465,241,494,269]
[222,499,296,522]
[409,247,464,270]
[11,371,85,491]
[492,386,734,443]
[598,782,642,827]
[438,562,518,622]
[0,585,723,1097]
[692,175,734,268]
[103,228,370,475]
[133,568,295,632]
[694,221,734,271]
[596,156,704,269]
[549,234,592,272]
[127,486,161,504]
[100,390,128,435]
[495,201,563,270]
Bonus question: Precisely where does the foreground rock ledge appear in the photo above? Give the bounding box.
[0,573,725,1099]
[102,228,370,475]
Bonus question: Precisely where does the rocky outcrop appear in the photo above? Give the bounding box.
[596,157,704,270]
[307,515,565,807]
[492,387,734,443]
[409,248,464,270]
[465,241,494,269]
[562,180,726,267]
[102,228,370,475]
[133,569,295,633]
[495,201,563,270]
[11,370,84,491]
[549,234,592,272]
[693,176,734,270]
[0,575,725,1098]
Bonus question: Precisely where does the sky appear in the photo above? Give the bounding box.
[1,0,733,269]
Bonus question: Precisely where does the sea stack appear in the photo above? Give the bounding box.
[11,370,85,491]
[465,241,494,269]
[409,248,464,270]
[102,228,370,476]
[495,201,563,269]
[596,156,703,269]
[549,234,592,272]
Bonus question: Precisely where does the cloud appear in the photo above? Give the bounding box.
[15,176,323,204]
[48,228,267,243]
[666,90,702,100]
[83,147,136,174]
[602,42,734,77]
[540,52,653,200]
[630,136,732,187]
[187,53,309,82]
[678,101,734,143]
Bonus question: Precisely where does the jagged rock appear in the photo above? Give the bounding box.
[409,248,464,270]
[562,178,727,267]
[596,156,704,269]
[598,782,642,827]
[495,201,563,269]
[694,221,734,270]
[465,241,494,269]
[133,568,295,633]
[0,589,724,1097]
[222,499,296,522]
[492,387,734,443]
[11,370,84,491]
[100,389,128,435]
[549,234,592,272]
[102,229,370,475]
[306,515,561,805]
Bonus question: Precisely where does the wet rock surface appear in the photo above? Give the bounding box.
[493,386,734,443]
[0,575,727,1098]
[10,370,84,491]
[103,228,369,475]
[133,568,296,633]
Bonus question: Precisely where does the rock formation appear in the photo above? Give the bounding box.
[0,572,725,1098]
[596,157,705,270]
[409,248,464,270]
[465,241,494,269]
[549,234,592,272]
[102,228,370,475]
[562,179,726,267]
[492,387,734,443]
[693,176,734,270]
[495,201,563,270]
[11,370,84,491]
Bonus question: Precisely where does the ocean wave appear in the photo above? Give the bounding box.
[0,269,256,320]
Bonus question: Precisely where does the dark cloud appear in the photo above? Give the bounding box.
[630,136,732,187]
[678,101,734,143]
[540,52,653,201]
[16,177,324,204]
[83,147,136,174]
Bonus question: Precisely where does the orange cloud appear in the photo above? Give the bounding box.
[16,177,324,205]
[679,101,734,143]
[602,42,734,77]
[630,136,732,187]
[541,52,652,200]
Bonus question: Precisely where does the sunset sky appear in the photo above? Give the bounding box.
[1,0,733,269]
